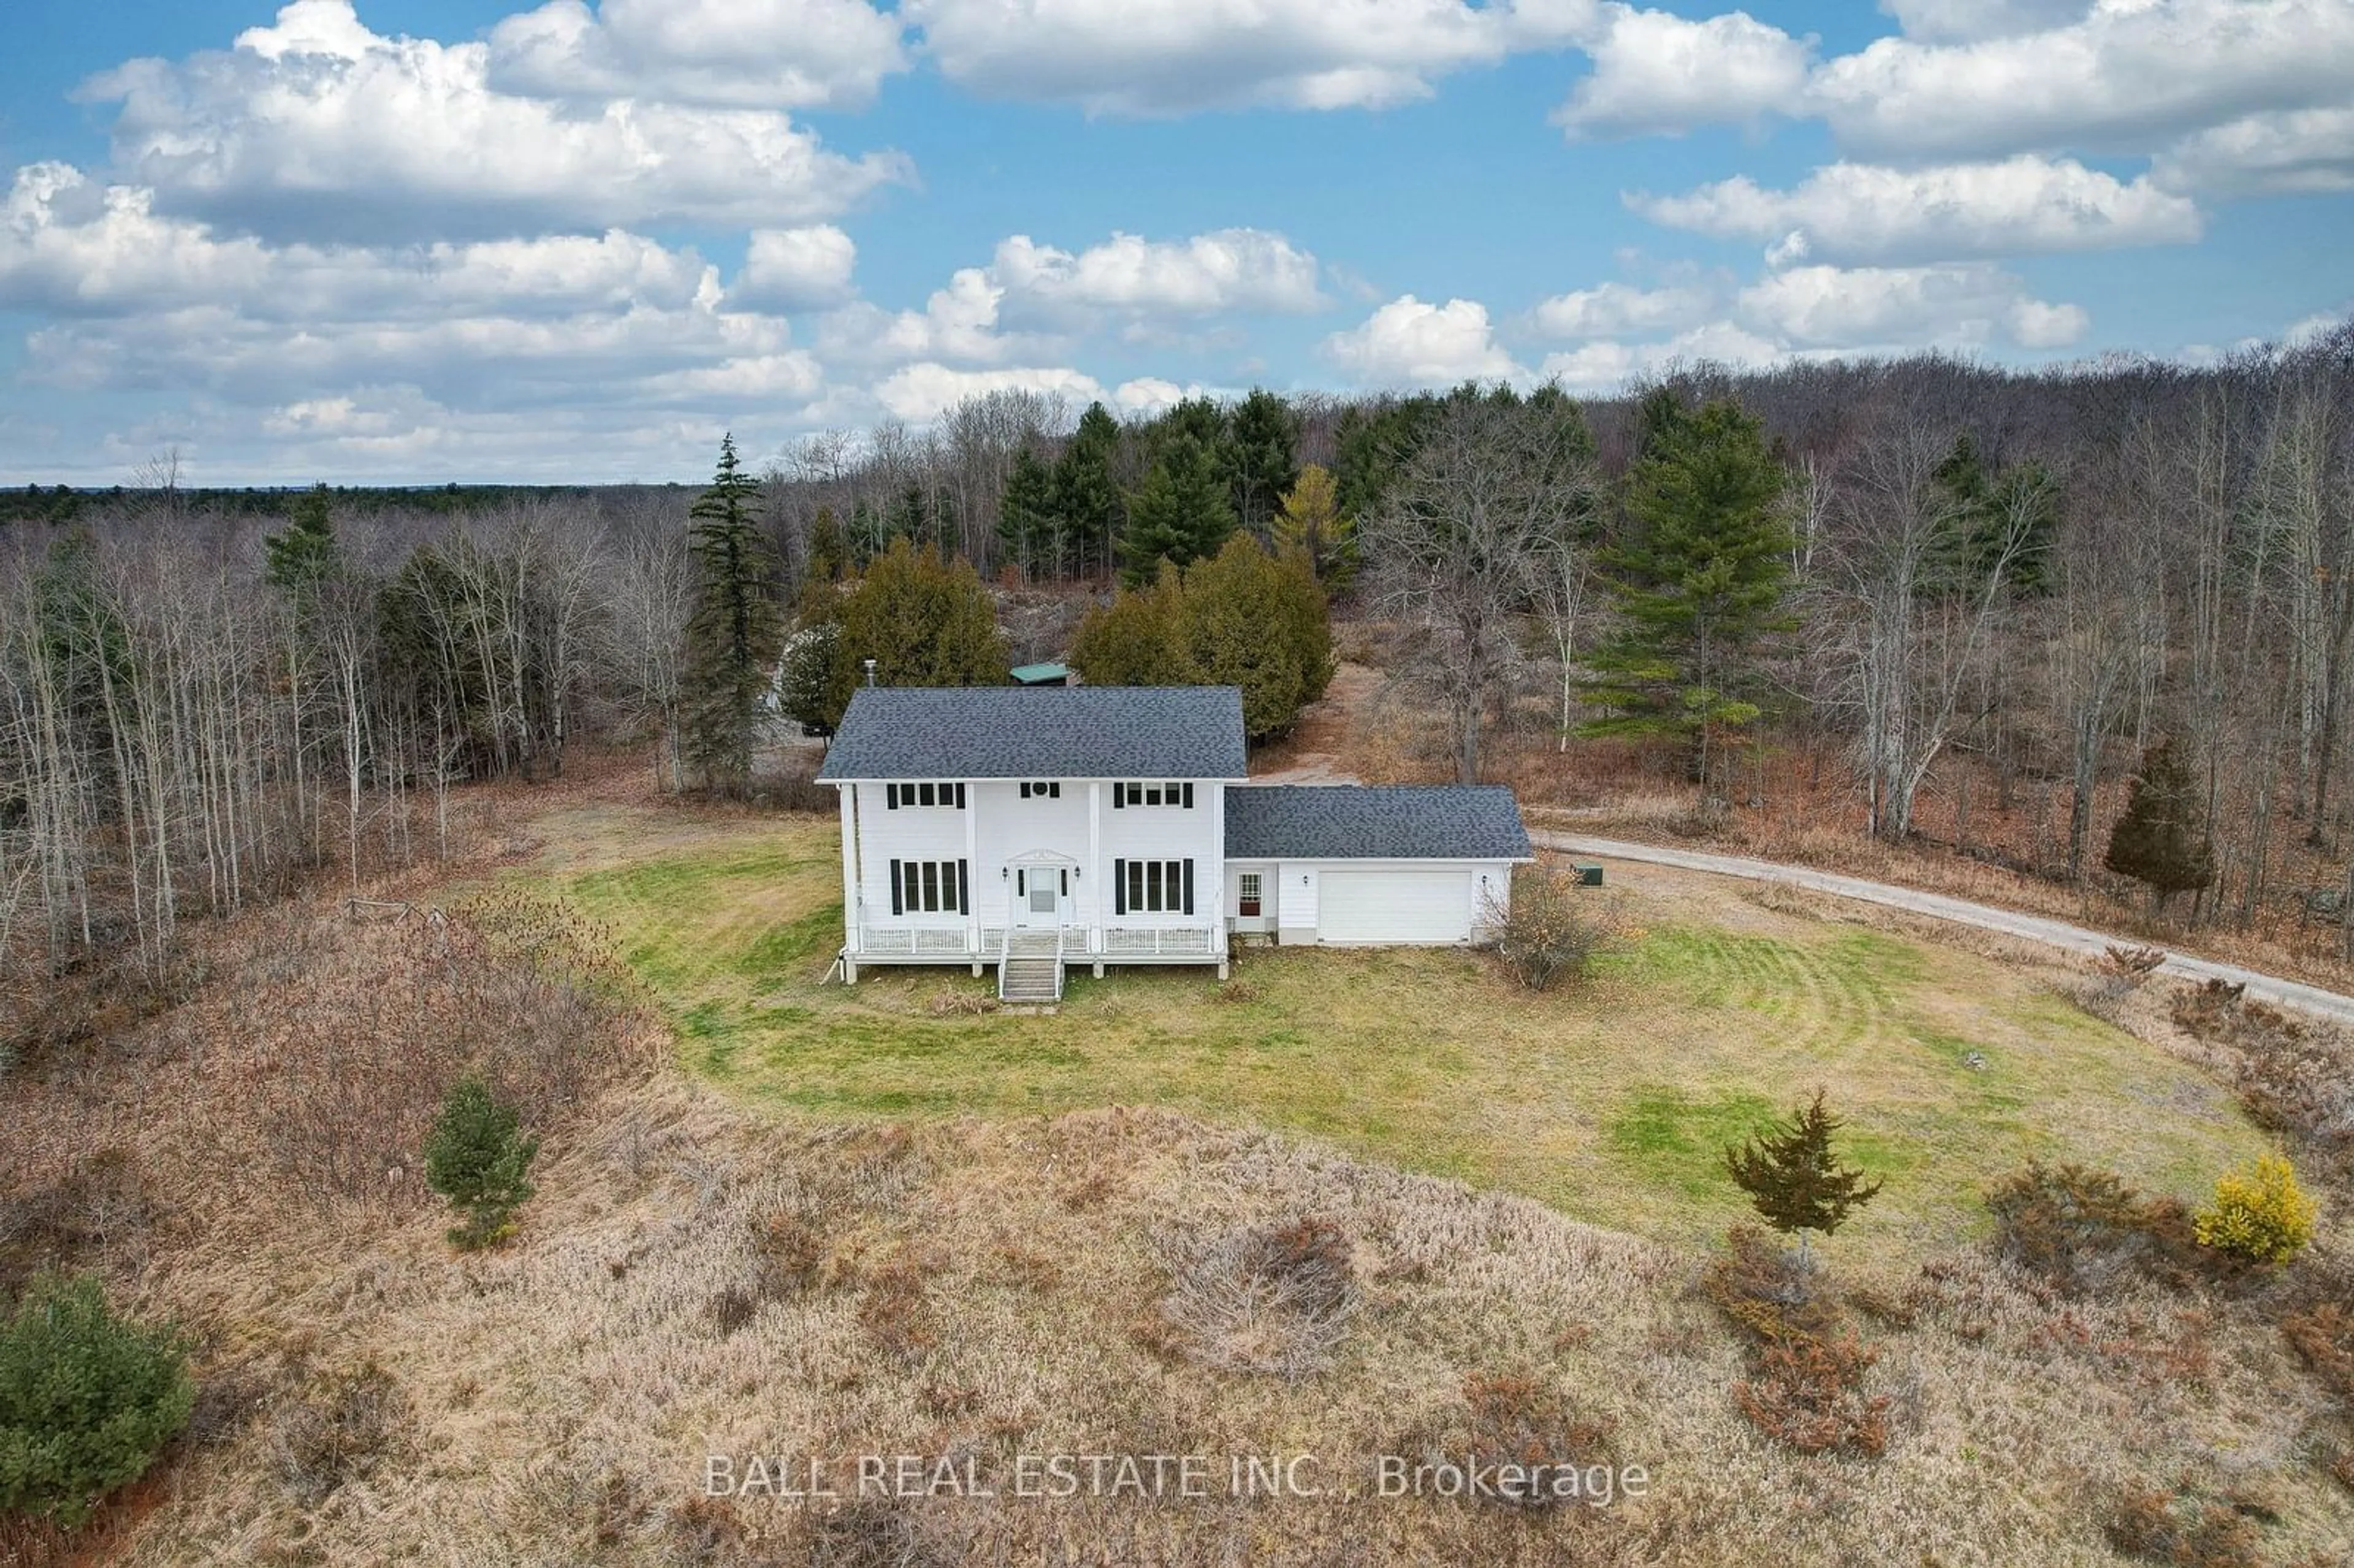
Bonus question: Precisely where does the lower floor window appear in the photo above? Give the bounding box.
[889,858,969,915]
[1116,857,1194,915]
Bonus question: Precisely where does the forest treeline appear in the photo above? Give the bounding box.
[3,330,2351,980]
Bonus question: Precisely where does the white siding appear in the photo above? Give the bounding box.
[972,780,1092,927]
[1276,862,1319,937]
[1099,785,1221,927]
[851,782,971,929]
[847,777,1224,950]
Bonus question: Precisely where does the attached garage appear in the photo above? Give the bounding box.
[1317,867,1477,944]
[1225,785,1533,948]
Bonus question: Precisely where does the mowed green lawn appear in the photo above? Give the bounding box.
[533,807,2274,1263]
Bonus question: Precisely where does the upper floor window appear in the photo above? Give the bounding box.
[886,782,964,809]
[1019,782,1062,799]
[1114,781,1194,809]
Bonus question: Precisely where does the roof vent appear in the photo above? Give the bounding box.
[863,658,878,687]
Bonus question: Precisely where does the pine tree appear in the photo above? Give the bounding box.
[1228,387,1301,536]
[1055,402,1124,581]
[1723,1091,1883,1266]
[1120,432,1235,586]
[424,1072,539,1249]
[1333,393,1442,525]
[0,1274,192,1526]
[264,484,341,595]
[1273,463,1357,586]
[2105,736,2216,913]
[1583,399,1792,797]
[995,447,1061,580]
[680,434,785,794]
[1933,433,2056,595]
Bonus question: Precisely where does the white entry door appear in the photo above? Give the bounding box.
[1013,864,1067,927]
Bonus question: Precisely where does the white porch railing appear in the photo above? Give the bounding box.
[1103,925,1220,956]
[859,924,1219,959]
[858,926,974,956]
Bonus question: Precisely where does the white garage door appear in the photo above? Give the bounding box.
[1318,869,1474,944]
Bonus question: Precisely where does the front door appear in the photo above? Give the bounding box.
[1013,864,1067,928]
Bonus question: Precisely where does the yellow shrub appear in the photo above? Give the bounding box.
[2192,1155,2317,1266]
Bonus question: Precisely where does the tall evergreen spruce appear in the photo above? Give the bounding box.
[2105,736,2216,914]
[1583,399,1792,797]
[995,447,1061,580]
[1120,432,1234,586]
[680,434,784,794]
[1723,1091,1883,1266]
[1227,387,1302,536]
[263,484,341,595]
[1056,402,1125,581]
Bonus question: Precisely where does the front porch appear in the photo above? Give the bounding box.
[841,919,1227,983]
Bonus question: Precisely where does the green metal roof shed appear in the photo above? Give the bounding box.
[1010,662,1072,686]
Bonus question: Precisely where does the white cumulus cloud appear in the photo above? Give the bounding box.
[1630,156,2202,265]
[2153,107,2354,196]
[81,0,910,242]
[1736,262,2087,349]
[732,227,859,314]
[488,0,907,110]
[1322,295,1522,386]
[1555,5,1814,139]
[904,0,1597,115]
[1531,278,1718,338]
[1808,0,2354,161]
[991,230,1325,317]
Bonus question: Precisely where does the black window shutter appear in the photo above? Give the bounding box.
[887,784,898,810]
[1060,869,1069,896]
[1114,859,1126,915]
[1183,782,1194,809]
[1112,783,1124,809]
[958,860,970,914]
[1016,869,1024,896]
[1183,859,1194,915]
[889,859,902,915]
[956,782,967,809]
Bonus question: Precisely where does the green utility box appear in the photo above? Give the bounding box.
[1572,862,1604,887]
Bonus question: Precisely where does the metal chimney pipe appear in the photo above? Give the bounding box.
[863,658,878,687]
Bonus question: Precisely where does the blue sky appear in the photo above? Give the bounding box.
[1,0,2348,484]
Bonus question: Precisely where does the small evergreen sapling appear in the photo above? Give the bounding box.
[1723,1091,1884,1267]
[0,1273,193,1527]
[424,1073,539,1250]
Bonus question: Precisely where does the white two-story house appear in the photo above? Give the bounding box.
[817,685,1532,1001]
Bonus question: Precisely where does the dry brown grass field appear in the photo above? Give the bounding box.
[5,756,2353,1566]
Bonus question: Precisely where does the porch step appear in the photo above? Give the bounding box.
[999,958,1062,1002]
[997,926,1065,1003]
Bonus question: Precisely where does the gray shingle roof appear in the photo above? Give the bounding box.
[815,685,1248,781]
[1224,785,1533,861]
